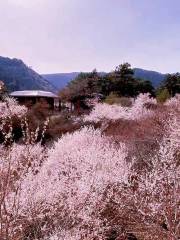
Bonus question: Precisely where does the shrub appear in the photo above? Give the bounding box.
[156,88,170,103]
[104,93,133,107]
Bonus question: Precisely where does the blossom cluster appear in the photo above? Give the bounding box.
[0,97,27,119]
[165,93,180,108]
[84,93,157,122]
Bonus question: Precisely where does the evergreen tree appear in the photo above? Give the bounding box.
[111,63,136,96]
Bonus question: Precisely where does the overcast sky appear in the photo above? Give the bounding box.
[0,0,180,73]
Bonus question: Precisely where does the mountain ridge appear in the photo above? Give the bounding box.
[42,68,167,90]
[0,56,56,93]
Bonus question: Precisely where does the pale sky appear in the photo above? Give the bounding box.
[0,0,180,73]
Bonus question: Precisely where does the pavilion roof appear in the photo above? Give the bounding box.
[10,90,59,98]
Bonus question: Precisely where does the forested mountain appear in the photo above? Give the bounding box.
[0,56,56,92]
[43,68,166,90]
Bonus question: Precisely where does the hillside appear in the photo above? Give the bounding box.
[0,56,56,92]
[43,68,166,90]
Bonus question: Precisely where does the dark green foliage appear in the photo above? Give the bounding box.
[161,73,180,96]
[60,70,103,109]
[96,74,113,96]
[110,63,135,97]
[0,56,56,92]
[136,79,155,96]
[67,69,100,97]
[111,63,154,97]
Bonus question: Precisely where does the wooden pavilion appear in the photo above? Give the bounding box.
[10,90,60,110]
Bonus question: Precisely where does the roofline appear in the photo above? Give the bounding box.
[10,90,59,98]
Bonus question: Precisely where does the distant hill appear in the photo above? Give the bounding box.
[134,68,166,87]
[0,56,56,92]
[42,73,79,90]
[43,69,166,90]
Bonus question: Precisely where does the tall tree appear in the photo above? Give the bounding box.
[111,63,136,96]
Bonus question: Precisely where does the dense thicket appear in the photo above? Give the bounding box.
[60,63,180,108]
[60,64,155,106]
